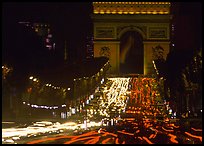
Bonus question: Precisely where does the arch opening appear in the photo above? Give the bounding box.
[119,31,144,74]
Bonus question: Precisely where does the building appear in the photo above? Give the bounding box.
[18,22,56,50]
[92,2,171,75]
[85,36,94,59]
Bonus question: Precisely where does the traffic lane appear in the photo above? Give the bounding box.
[25,129,116,144]
[22,120,202,144]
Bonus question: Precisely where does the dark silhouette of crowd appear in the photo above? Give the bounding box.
[162,48,202,118]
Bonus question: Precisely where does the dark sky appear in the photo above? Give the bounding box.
[2,2,93,63]
[173,2,202,52]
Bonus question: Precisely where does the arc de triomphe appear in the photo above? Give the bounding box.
[92,2,171,75]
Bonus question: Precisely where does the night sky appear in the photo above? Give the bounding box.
[173,2,202,50]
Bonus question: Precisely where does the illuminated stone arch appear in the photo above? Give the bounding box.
[92,2,171,75]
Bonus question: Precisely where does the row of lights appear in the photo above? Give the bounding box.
[45,83,70,91]
[152,60,159,75]
[93,2,170,5]
[94,10,169,15]
[29,76,71,91]
[74,61,110,81]
[22,102,67,109]
[29,76,39,82]
[2,65,12,71]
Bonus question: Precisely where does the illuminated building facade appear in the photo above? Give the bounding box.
[18,22,55,50]
[85,36,94,59]
[92,2,171,75]
[33,23,55,50]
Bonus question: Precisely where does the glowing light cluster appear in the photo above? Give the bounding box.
[98,77,130,117]
[29,76,39,82]
[2,65,12,79]
[129,77,161,106]
[93,2,170,15]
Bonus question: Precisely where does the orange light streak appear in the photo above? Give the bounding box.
[162,127,174,132]
[64,136,99,144]
[185,132,202,142]
[138,136,143,140]
[168,134,178,144]
[102,131,117,137]
[172,125,180,128]
[136,130,140,133]
[27,135,73,144]
[101,138,111,144]
[117,130,134,136]
[124,118,135,121]
[84,136,100,144]
[143,136,154,144]
[71,130,98,140]
[149,134,154,139]
[191,127,202,132]
[115,138,120,144]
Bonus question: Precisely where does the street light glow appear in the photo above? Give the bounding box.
[29,76,34,80]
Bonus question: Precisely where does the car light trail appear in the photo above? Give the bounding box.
[142,136,154,144]
[184,132,202,142]
[2,120,101,143]
[98,77,130,117]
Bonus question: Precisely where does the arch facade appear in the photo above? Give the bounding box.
[92,2,171,75]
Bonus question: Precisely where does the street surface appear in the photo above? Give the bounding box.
[2,77,202,144]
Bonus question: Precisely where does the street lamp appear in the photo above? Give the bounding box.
[29,76,34,80]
